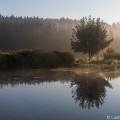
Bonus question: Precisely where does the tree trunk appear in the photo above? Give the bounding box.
[88,53,92,61]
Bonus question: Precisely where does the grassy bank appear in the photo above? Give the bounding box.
[0,49,120,71]
[0,50,74,69]
[74,56,120,71]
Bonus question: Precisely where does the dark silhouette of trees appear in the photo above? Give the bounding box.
[0,70,115,110]
[104,71,120,80]
[71,16,113,60]
[1,14,120,53]
[71,73,112,109]
[0,14,76,51]
[0,50,74,69]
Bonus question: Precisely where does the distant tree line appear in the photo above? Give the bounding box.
[0,14,76,51]
[0,14,120,53]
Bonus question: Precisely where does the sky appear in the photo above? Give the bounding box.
[0,0,120,24]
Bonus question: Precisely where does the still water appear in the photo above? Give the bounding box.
[0,70,120,120]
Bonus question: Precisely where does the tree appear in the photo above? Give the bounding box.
[71,16,113,60]
[106,47,115,54]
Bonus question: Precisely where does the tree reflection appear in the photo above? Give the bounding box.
[0,70,119,110]
[104,71,120,80]
[0,70,73,88]
[71,73,112,109]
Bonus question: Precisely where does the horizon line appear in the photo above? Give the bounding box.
[0,13,119,25]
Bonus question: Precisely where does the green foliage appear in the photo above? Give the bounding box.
[104,53,120,60]
[104,48,120,60]
[75,58,88,64]
[71,16,113,60]
[106,47,115,54]
[0,50,74,69]
[0,14,76,51]
[103,48,118,70]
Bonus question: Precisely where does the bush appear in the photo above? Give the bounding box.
[104,53,120,60]
[0,50,74,69]
[104,48,120,60]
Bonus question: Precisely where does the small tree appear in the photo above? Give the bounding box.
[71,16,113,60]
[106,47,115,54]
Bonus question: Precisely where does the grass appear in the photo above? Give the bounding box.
[0,49,120,71]
[73,55,120,71]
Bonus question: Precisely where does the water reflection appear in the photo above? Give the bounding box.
[71,73,112,109]
[0,70,73,88]
[0,70,119,110]
[104,71,120,80]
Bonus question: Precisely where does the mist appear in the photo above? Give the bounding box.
[0,14,120,52]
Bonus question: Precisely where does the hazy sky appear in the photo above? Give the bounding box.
[0,0,120,24]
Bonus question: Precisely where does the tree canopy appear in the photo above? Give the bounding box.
[0,14,76,51]
[71,16,113,59]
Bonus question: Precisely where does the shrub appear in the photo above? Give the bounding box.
[104,48,120,60]
[0,50,74,69]
[104,53,120,60]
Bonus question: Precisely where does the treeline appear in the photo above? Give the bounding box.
[0,14,120,52]
[0,50,74,69]
[0,14,76,51]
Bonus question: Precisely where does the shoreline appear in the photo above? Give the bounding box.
[0,66,119,72]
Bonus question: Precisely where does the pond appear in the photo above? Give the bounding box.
[0,69,120,120]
